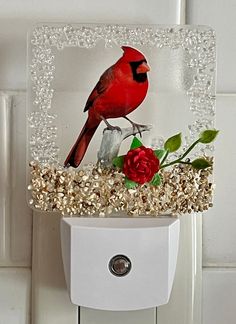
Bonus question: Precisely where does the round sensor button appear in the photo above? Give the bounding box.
[109,255,132,277]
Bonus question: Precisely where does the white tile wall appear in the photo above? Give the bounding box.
[32,212,78,324]
[0,92,32,322]
[0,94,11,263]
[80,308,156,324]
[203,95,236,266]
[187,2,236,322]
[203,269,236,324]
[0,268,31,324]
[187,0,236,92]
[11,94,32,264]
[0,93,32,267]
[0,0,182,23]
[0,0,182,90]
[0,0,236,324]
[157,214,202,324]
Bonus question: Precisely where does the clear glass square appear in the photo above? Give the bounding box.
[27,23,216,215]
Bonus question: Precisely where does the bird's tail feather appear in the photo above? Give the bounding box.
[64,119,100,168]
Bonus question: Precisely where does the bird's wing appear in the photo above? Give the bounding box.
[84,66,114,112]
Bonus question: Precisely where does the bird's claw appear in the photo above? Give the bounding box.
[132,123,146,138]
[103,125,122,134]
[123,117,146,138]
[133,124,141,138]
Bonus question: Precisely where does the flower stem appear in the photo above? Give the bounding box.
[180,139,200,160]
[160,139,200,169]
[160,150,169,166]
[160,159,181,169]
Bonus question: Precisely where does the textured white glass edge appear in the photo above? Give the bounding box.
[27,23,216,165]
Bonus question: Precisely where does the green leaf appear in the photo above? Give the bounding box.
[164,133,182,153]
[191,158,212,170]
[130,137,143,150]
[112,156,124,168]
[154,149,166,160]
[125,177,137,189]
[150,173,162,186]
[199,129,219,144]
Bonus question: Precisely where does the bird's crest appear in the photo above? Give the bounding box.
[121,46,146,62]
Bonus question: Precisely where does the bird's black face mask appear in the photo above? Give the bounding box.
[130,60,148,83]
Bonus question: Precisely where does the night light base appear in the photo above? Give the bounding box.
[60,216,180,311]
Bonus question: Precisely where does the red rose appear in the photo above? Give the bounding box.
[123,146,160,184]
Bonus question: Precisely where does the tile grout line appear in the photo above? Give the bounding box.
[0,90,26,95]
[203,265,236,269]
[0,265,32,269]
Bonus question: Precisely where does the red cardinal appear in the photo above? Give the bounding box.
[64,46,150,168]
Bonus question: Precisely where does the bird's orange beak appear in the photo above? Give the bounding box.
[136,61,150,74]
